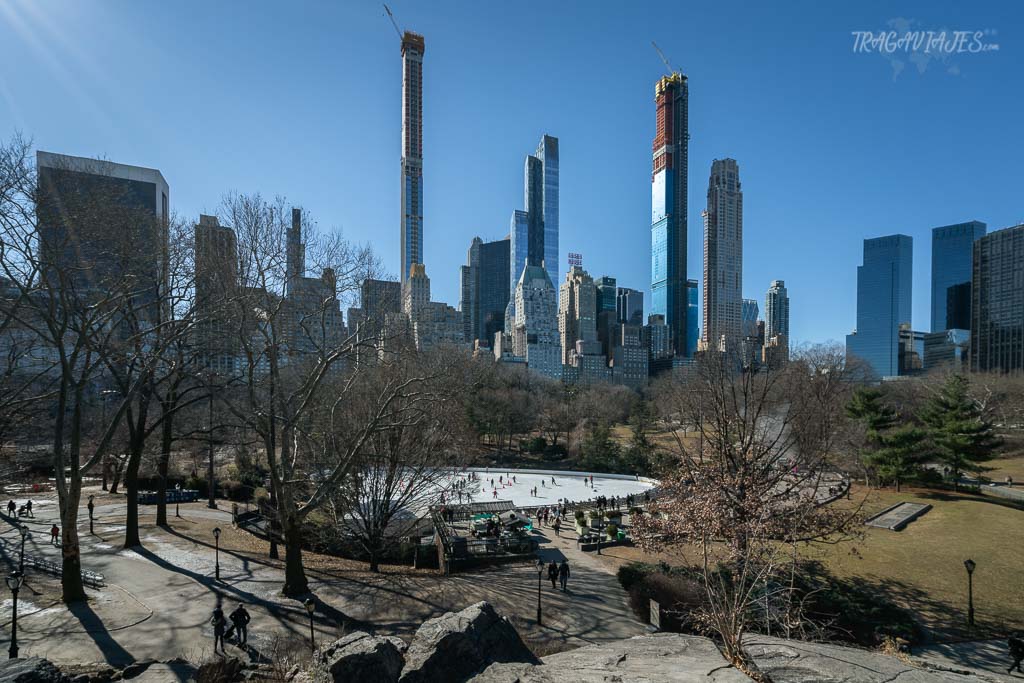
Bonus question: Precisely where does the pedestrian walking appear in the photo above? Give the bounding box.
[552,517,561,536]
[226,603,251,645]
[25,499,33,517]
[1008,635,1024,674]
[558,560,570,591]
[50,524,59,545]
[6,500,14,516]
[548,561,558,589]
[211,607,227,653]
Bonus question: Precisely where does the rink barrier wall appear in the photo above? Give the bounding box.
[469,467,659,486]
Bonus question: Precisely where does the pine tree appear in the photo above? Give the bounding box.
[868,425,927,492]
[920,375,1000,491]
[846,387,900,486]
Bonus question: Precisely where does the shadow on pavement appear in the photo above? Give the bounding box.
[68,600,135,667]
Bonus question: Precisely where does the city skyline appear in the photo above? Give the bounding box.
[2,1,1019,346]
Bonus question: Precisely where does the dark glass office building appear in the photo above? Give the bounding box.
[931,221,985,332]
[971,224,1024,373]
[846,235,913,378]
[460,236,511,346]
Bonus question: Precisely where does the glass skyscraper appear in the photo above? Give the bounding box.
[702,158,743,352]
[930,221,985,332]
[686,279,699,356]
[650,73,689,356]
[508,135,559,325]
[846,235,913,378]
[971,224,1024,373]
[460,236,511,346]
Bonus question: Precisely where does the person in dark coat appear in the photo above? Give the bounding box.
[558,560,570,591]
[1009,635,1024,674]
[25,500,32,517]
[547,561,558,589]
[211,607,227,653]
[226,603,251,645]
[6,500,14,516]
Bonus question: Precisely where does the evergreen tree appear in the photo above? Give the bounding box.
[919,374,1000,490]
[868,425,926,492]
[846,387,900,486]
[580,422,623,473]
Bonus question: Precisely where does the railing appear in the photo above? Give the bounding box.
[23,554,105,588]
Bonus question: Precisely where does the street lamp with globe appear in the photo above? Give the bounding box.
[7,572,23,659]
[304,598,316,653]
[213,527,221,580]
[17,526,29,575]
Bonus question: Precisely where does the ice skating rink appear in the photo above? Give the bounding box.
[442,468,656,508]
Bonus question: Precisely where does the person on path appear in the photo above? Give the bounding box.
[6,500,14,516]
[211,607,227,653]
[558,560,570,591]
[548,561,558,589]
[552,517,561,536]
[50,524,59,545]
[226,603,251,645]
[1008,635,1024,674]
[25,499,32,517]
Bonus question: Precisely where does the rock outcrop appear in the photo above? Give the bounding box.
[399,601,539,683]
[0,657,71,683]
[311,631,407,683]
[473,633,1001,683]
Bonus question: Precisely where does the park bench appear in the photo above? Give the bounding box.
[23,555,106,588]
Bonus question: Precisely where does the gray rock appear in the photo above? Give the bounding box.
[472,633,748,682]
[744,637,990,682]
[0,658,70,683]
[400,602,538,683]
[312,631,407,683]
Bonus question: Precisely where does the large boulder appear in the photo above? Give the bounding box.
[0,658,70,683]
[312,631,407,683]
[400,602,539,683]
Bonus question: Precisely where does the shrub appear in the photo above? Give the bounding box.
[574,510,585,522]
[605,523,618,539]
[626,572,705,632]
[253,487,270,506]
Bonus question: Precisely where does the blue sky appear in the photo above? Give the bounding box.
[1,0,1020,345]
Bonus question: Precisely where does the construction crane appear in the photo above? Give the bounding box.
[651,41,677,76]
[383,4,403,40]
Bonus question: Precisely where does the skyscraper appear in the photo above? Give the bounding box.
[195,215,238,374]
[559,266,600,366]
[459,236,510,346]
[285,207,306,294]
[595,276,617,316]
[513,264,561,380]
[685,279,699,356]
[971,224,1024,373]
[702,158,743,352]
[765,280,790,341]
[741,299,759,339]
[931,221,986,332]
[845,235,913,378]
[508,135,559,320]
[650,73,689,356]
[616,287,644,326]
[36,150,169,308]
[400,31,425,283]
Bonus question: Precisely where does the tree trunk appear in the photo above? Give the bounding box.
[123,450,143,548]
[896,477,901,493]
[282,513,308,596]
[110,459,123,494]
[58,387,86,603]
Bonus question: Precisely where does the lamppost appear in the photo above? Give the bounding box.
[304,598,316,653]
[964,558,976,626]
[535,558,544,626]
[213,527,221,581]
[175,483,181,518]
[7,572,23,659]
[17,527,29,575]
[87,495,95,535]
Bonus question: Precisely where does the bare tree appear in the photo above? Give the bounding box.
[635,347,861,682]
[0,135,148,601]
[315,349,474,572]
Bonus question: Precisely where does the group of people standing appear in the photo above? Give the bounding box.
[210,603,252,653]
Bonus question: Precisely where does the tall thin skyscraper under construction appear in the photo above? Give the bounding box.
[400,31,425,283]
[650,73,689,356]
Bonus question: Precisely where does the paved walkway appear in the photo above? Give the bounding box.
[0,489,647,668]
[914,639,1024,680]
